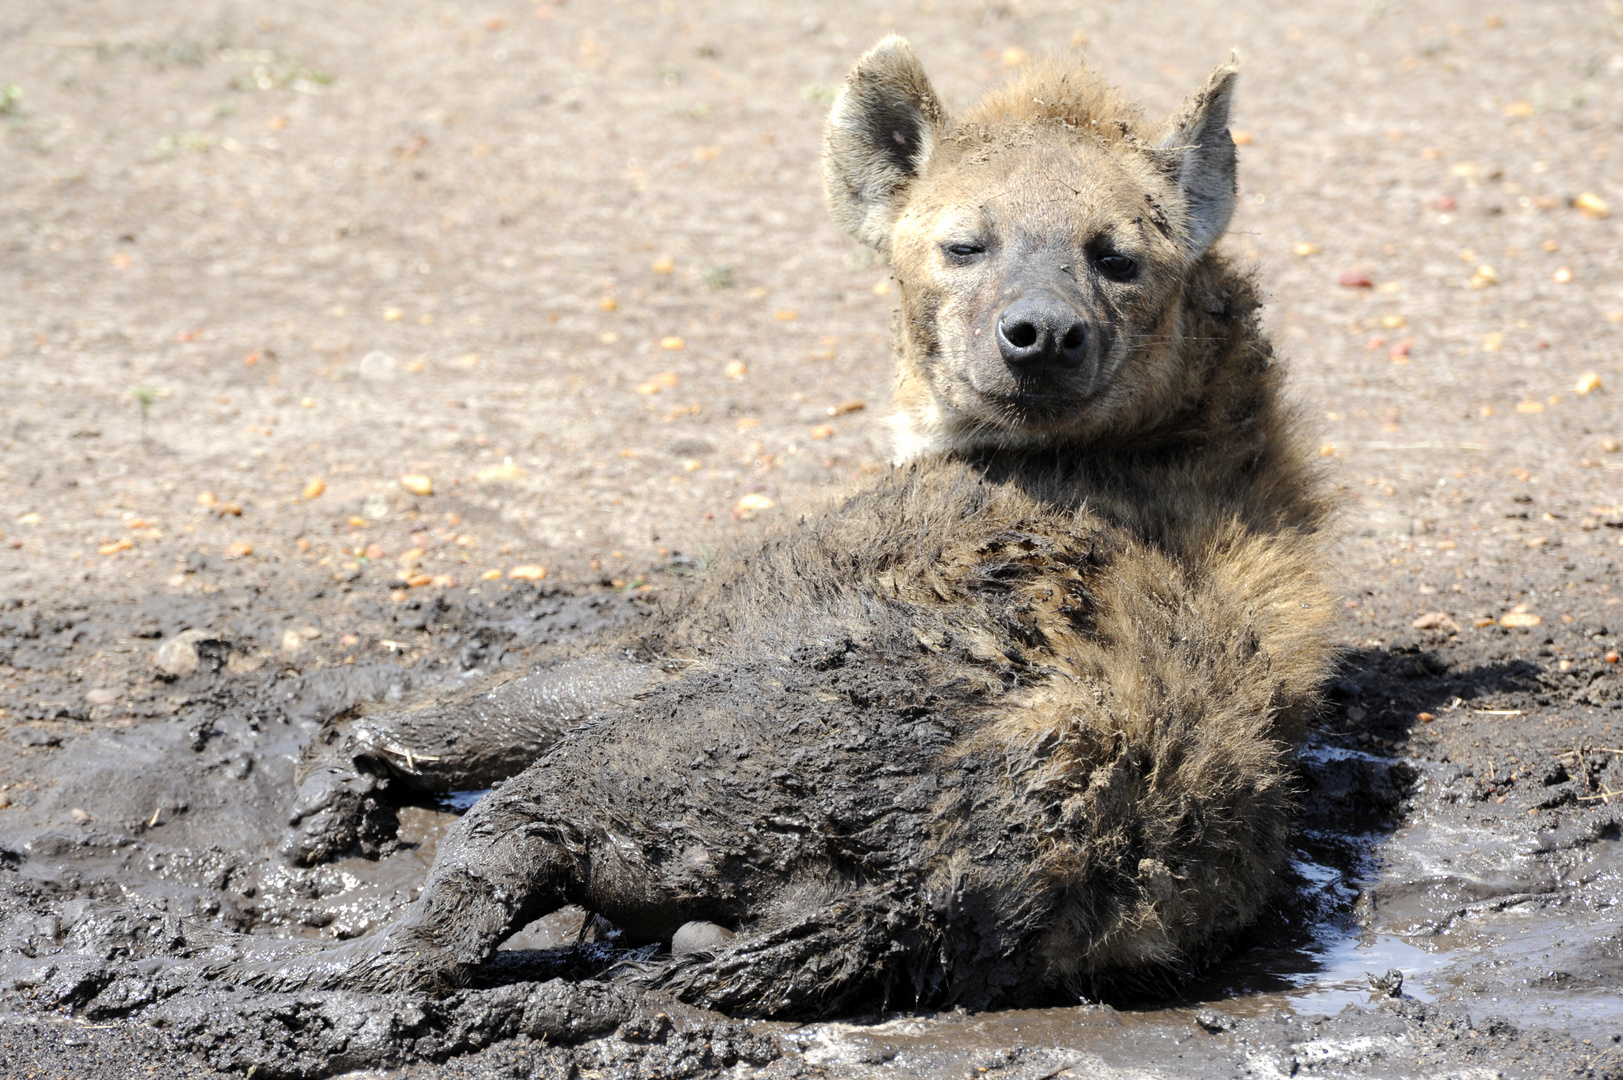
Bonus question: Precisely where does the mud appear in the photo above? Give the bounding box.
[4,0,1623,1076]
[0,575,1620,1078]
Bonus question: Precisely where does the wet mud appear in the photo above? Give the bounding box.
[1,576,1620,1079]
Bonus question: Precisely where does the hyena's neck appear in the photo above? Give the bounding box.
[887,396,997,464]
[887,401,949,464]
[885,359,1032,464]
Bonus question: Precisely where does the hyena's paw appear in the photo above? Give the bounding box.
[278,763,399,866]
[223,918,468,995]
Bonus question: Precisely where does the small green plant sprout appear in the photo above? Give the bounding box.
[132,385,157,447]
[0,84,21,116]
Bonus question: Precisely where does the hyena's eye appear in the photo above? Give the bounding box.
[942,242,987,263]
[1096,253,1139,281]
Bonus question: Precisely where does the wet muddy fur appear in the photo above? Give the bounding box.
[254,40,1338,1017]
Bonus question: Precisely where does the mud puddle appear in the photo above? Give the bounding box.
[0,584,1619,1078]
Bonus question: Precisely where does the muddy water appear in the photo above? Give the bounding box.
[0,587,1618,1078]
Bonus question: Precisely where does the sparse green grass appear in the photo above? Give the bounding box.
[132,385,156,448]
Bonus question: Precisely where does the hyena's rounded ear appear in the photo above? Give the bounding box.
[822,36,947,254]
[1153,52,1240,260]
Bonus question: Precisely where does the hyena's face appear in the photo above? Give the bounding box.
[824,38,1240,456]
[888,140,1191,439]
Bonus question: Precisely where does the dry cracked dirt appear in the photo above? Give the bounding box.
[2,0,1623,1077]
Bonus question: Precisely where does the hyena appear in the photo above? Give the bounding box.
[255,37,1335,1012]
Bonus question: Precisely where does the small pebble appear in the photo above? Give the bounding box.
[671,920,737,956]
[359,351,399,378]
[1575,191,1609,218]
[155,629,211,677]
[475,462,527,483]
[11,727,62,748]
[636,372,680,395]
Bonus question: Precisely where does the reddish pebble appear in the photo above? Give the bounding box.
[1338,270,1374,288]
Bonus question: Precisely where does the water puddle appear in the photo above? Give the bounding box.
[438,788,490,812]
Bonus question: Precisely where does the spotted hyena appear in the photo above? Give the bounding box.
[258,37,1335,1012]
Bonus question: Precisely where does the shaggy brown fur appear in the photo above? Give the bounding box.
[258,37,1335,1013]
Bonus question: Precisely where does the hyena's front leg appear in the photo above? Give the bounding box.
[249,767,592,992]
[280,654,662,865]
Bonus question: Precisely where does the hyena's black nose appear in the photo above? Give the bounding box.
[995,296,1088,370]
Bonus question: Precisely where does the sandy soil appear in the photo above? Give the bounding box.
[1,0,1622,1077]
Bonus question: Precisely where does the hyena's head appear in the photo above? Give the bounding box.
[824,38,1242,460]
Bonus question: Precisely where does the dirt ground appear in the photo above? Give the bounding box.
[2,0,1622,1077]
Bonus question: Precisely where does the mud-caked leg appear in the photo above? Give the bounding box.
[249,770,592,992]
[281,654,661,864]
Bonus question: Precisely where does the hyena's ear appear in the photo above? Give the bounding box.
[1154,53,1240,260]
[823,36,947,254]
